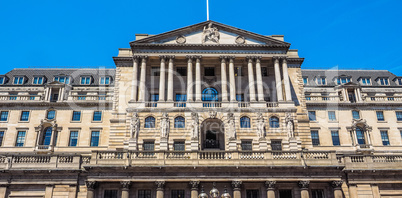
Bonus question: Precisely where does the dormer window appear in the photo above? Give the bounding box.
[99,77,110,85]
[80,76,91,85]
[33,76,44,85]
[13,76,25,85]
[378,77,389,85]
[336,77,351,85]
[54,76,70,84]
[316,77,326,85]
[303,77,308,85]
[360,77,371,85]
[396,78,402,85]
[0,77,5,85]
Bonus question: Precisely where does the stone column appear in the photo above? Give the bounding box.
[86,181,97,198]
[121,181,131,198]
[265,181,276,198]
[159,56,166,102]
[282,58,292,101]
[138,56,148,102]
[195,56,202,101]
[131,56,139,101]
[186,56,194,102]
[220,56,229,102]
[0,185,8,198]
[228,57,236,102]
[247,57,256,102]
[155,181,165,198]
[189,181,200,198]
[298,181,309,198]
[232,181,242,198]
[273,57,283,101]
[167,56,175,102]
[348,184,358,198]
[332,181,343,198]
[255,57,264,102]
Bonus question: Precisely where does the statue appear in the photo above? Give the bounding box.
[191,113,199,139]
[256,113,266,139]
[130,113,140,139]
[286,113,294,138]
[160,112,170,138]
[227,113,236,139]
[202,22,220,44]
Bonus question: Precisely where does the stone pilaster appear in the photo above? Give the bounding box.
[348,184,358,198]
[331,181,343,198]
[298,181,309,198]
[121,181,131,198]
[156,181,166,198]
[189,181,200,198]
[0,184,8,198]
[86,181,97,198]
[265,181,276,198]
[232,180,242,198]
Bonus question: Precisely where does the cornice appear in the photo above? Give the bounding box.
[131,43,290,49]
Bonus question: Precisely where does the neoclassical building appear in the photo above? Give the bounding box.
[0,21,401,198]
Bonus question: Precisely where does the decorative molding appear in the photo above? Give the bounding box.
[176,35,186,44]
[231,180,242,191]
[235,36,245,44]
[189,180,200,190]
[265,180,276,189]
[331,180,343,188]
[298,180,310,189]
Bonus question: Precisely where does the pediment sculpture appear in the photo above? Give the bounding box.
[202,22,220,44]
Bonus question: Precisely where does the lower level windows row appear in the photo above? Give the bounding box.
[311,129,396,146]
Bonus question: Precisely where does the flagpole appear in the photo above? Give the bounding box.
[206,0,209,21]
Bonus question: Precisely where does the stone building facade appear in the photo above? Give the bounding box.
[0,21,401,198]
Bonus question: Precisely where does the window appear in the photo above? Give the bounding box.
[202,88,218,102]
[98,93,106,100]
[54,76,70,84]
[9,93,17,100]
[100,76,110,85]
[175,94,187,107]
[328,111,336,121]
[174,141,185,151]
[104,190,118,198]
[72,111,81,121]
[316,77,326,85]
[138,190,151,198]
[241,140,252,150]
[0,76,4,84]
[235,67,243,77]
[143,141,154,151]
[378,77,389,85]
[360,77,371,85]
[47,110,56,120]
[303,77,308,85]
[0,131,4,146]
[271,140,282,151]
[381,131,390,146]
[78,92,86,100]
[33,76,44,85]
[90,131,100,147]
[396,112,402,121]
[204,67,215,76]
[246,190,259,198]
[150,94,159,102]
[69,131,79,147]
[311,189,324,198]
[80,76,91,85]
[279,190,292,198]
[356,127,365,145]
[29,92,37,100]
[174,116,185,128]
[397,78,402,85]
[171,190,185,198]
[261,67,268,76]
[20,111,30,121]
[376,111,384,121]
[145,117,155,128]
[0,111,9,121]
[311,130,320,146]
[151,67,160,76]
[42,127,53,146]
[236,94,244,102]
[352,110,360,120]
[176,67,187,76]
[336,77,351,84]
[16,131,26,147]
[240,116,251,128]
[331,130,340,146]
[308,111,316,121]
[93,111,102,121]
[13,76,25,85]
[269,117,279,128]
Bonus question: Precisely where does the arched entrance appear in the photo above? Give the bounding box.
[201,118,225,150]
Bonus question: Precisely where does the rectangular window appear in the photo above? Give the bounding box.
[80,76,91,85]
[33,76,44,85]
[0,77,4,84]
[376,111,384,121]
[337,77,351,84]
[308,111,316,121]
[78,92,86,100]
[331,130,340,146]
[246,190,259,198]
[396,112,402,121]
[316,77,326,85]
[303,77,308,85]
[241,140,252,151]
[150,94,159,102]
[360,77,371,85]
[93,111,102,121]
[311,189,324,198]
[72,111,81,121]
[54,76,70,84]
[90,131,100,147]
[151,67,160,76]
[13,76,24,85]
[352,110,360,120]
[20,111,30,121]
[204,67,215,76]
[379,77,389,85]
[0,111,9,121]
[176,67,187,76]
[279,190,292,198]
[138,190,152,198]
[271,140,282,151]
[381,131,390,146]
[174,141,185,151]
[175,94,187,101]
[311,130,320,146]
[328,111,336,121]
[100,76,110,85]
[261,67,268,77]
[171,190,185,198]
[104,190,118,198]
[235,67,242,77]
[16,131,26,147]
[0,131,4,146]
[69,131,79,147]
[236,94,244,102]
[398,78,402,86]
[143,141,155,151]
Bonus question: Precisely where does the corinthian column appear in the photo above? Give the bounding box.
[232,181,242,198]
[332,181,343,198]
[121,181,131,198]
[298,181,310,198]
[186,56,194,102]
[167,56,175,102]
[274,57,283,101]
[138,56,148,102]
[159,56,166,102]
[247,57,256,102]
[190,181,200,198]
[265,181,276,198]
[85,181,97,198]
[255,57,264,101]
[282,58,292,101]
[131,56,139,101]
[195,56,202,101]
[228,57,236,102]
[220,56,228,102]
[155,181,165,198]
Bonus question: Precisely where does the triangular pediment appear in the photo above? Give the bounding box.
[130,21,290,47]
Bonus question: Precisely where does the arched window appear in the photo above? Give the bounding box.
[356,127,366,145]
[42,127,52,145]
[174,116,185,128]
[240,116,250,128]
[269,117,280,128]
[144,117,155,128]
[47,110,55,120]
[202,88,219,101]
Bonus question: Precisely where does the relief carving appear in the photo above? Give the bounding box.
[202,22,220,44]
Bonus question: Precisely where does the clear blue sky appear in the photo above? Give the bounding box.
[1,0,401,75]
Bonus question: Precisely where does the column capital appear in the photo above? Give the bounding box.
[159,55,168,61]
[85,181,97,190]
[155,181,166,191]
[265,180,276,190]
[186,55,196,60]
[231,180,242,191]
[220,57,227,63]
[166,55,175,60]
[331,180,343,189]
[121,181,132,190]
[194,55,202,60]
[189,181,200,191]
[133,56,141,62]
[298,181,310,189]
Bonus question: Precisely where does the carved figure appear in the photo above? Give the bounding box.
[160,113,170,138]
[130,113,140,139]
[202,23,220,44]
[209,110,217,119]
[256,112,265,139]
[227,113,236,139]
[286,113,294,138]
[191,113,199,139]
